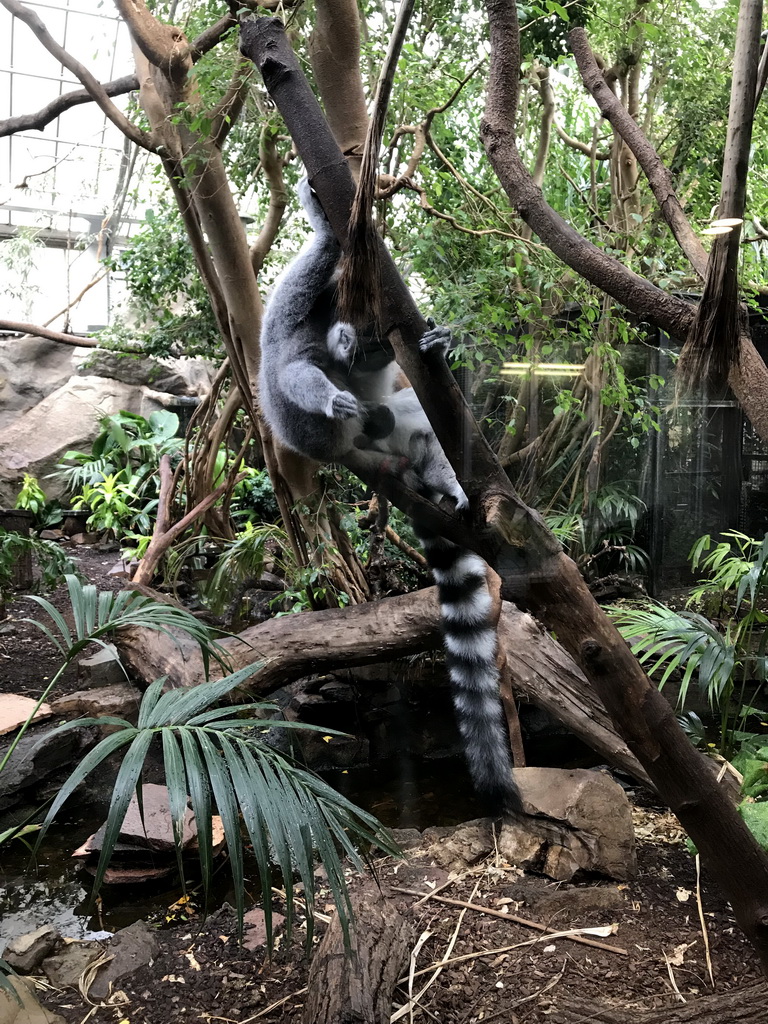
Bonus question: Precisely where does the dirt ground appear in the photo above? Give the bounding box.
[2,545,767,1022]
[33,827,765,1023]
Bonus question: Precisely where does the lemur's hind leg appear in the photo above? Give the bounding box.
[343,447,422,495]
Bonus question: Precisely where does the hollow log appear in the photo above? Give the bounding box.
[116,588,648,783]
[302,891,412,1024]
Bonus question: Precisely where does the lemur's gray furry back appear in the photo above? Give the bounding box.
[259,178,521,818]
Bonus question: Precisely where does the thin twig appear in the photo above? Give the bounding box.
[663,949,687,1003]
[390,887,628,955]
[695,854,715,988]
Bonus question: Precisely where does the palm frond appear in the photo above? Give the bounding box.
[34,666,400,948]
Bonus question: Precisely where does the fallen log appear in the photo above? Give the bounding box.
[116,587,648,783]
[302,890,412,1024]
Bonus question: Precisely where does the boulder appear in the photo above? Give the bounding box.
[499,767,637,882]
[86,921,159,1001]
[73,349,213,397]
[0,723,98,811]
[0,376,166,504]
[0,336,88,430]
[422,820,495,873]
[1,926,60,974]
[0,975,65,1024]
[75,645,125,689]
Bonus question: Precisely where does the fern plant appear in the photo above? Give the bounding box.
[610,531,768,756]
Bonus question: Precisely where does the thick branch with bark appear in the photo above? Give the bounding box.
[0,321,98,347]
[569,28,708,279]
[115,589,647,783]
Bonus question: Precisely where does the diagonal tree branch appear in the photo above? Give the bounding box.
[0,0,154,151]
[0,14,236,139]
[569,27,708,280]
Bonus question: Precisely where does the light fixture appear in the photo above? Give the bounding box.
[500,362,585,376]
[701,225,734,235]
[710,217,743,227]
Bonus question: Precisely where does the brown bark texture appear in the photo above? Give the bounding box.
[302,891,412,1024]
[241,12,768,971]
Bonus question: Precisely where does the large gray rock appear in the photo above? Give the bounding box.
[41,942,101,989]
[1,926,60,974]
[75,645,125,689]
[499,767,637,882]
[74,349,213,396]
[0,975,65,1024]
[0,337,88,430]
[50,682,141,719]
[0,376,169,503]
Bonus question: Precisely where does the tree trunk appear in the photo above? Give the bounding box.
[302,892,412,1024]
[240,15,768,972]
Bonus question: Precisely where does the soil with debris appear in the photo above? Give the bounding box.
[2,548,766,1021]
[29,821,763,1024]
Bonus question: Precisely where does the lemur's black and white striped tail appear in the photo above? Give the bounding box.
[414,522,523,818]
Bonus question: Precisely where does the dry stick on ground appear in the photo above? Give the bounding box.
[240,13,768,970]
[390,888,628,956]
[547,981,768,1024]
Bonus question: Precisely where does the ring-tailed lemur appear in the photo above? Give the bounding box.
[258,177,521,817]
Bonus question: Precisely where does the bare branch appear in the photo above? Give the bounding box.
[210,58,254,146]
[479,0,694,341]
[0,320,99,347]
[569,27,708,279]
[0,15,236,139]
[554,121,610,160]
[250,128,288,276]
[0,0,154,151]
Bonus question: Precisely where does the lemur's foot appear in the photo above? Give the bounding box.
[328,390,361,420]
[419,323,452,357]
[297,176,334,236]
[328,321,357,364]
[451,486,470,510]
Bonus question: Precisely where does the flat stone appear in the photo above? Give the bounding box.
[0,696,52,736]
[499,767,637,882]
[38,530,62,541]
[0,976,65,1024]
[76,645,124,688]
[115,783,196,852]
[70,533,100,546]
[42,941,101,989]
[2,926,60,974]
[87,921,159,1001]
[242,908,286,951]
[50,683,140,718]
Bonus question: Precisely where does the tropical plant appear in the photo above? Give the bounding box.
[0,574,229,783]
[35,666,399,946]
[546,483,648,579]
[610,531,768,756]
[54,410,182,496]
[72,472,157,539]
[0,529,78,599]
[14,475,63,531]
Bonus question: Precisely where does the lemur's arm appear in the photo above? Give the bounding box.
[278,360,360,419]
